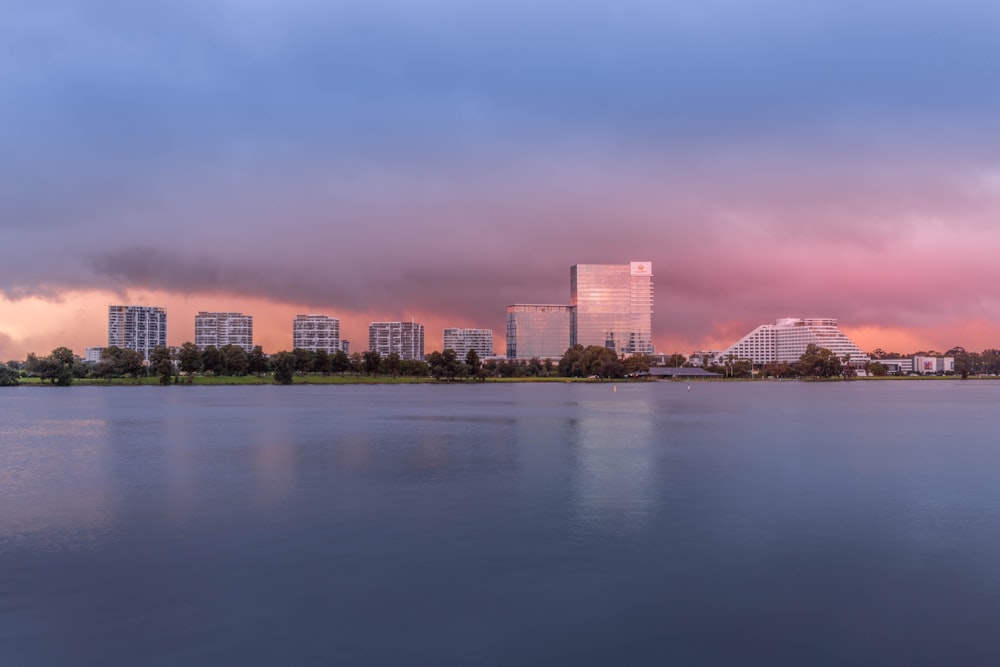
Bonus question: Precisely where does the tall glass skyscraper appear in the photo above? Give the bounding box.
[570,262,653,355]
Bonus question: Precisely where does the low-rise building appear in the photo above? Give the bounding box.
[443,328,494,359]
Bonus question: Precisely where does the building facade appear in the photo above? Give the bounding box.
[293,314,341,353]
[194,312,254,352]
[719,318,870,366]
[368,321,425,361]
[84,347,105,363]
[570,262,653,355]
[505,305,573,360]
[108,305,167,361]
[443,328,494,359]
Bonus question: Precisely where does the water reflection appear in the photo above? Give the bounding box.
[567,390,658,539]
[0,418,116,552]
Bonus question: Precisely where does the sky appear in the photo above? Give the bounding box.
[3,0,1000,359]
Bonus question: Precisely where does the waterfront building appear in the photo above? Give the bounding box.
[912,356,955,374]
[341,340,350,355]
[84,347,105,363]
[571,262,654,355]
[505,305,573,360]
[443,328,494,359]
[108,305,167,361]
[293,314,341,354]
[369,321,424,361]
[877,358,915,375]
[687,350,722,367]
[719,318,869,366]
[194,312,254,352]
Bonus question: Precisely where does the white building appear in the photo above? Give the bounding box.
[194,312,254,352]
[108,305,167,361]
[293,314,341,354]
[84,347,105,363]
[912,356,954,374]
[719,318,869,366]
[369,321,425,361]
[443,328,494,359]
[686,350,722,367]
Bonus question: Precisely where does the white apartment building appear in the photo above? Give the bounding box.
[293,314,341,354]
[108,305,167,361]
[194,312,254,352]
[443,328,494,359]
[369,321,425,361]
[720,318,869,366]
[85,347,105,363]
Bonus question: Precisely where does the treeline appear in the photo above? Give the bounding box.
[2,343,656,386]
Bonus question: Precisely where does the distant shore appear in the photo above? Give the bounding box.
[10,374,994,386]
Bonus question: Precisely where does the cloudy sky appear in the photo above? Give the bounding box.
[3,0,1000,358]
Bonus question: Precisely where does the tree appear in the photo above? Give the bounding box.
[362,350,382,375]
[313,350,332,376]
[869,362,889,377]
[349,352,363,376]
[119,349,146,379]
[331,350,350,375]
[202,346,224,375]
[248,346,268,376]
[465,349,481,377]
[795,344,842,378]
[270,351,296,385]
[292,348,315,375]
[383,352,402,377]
[150,346,174,385]
[222,345,249,376]
[0,366,20,386]
[624,354,652,377]
[178,342,202,376]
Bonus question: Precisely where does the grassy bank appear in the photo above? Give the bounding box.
[16,374,610,386]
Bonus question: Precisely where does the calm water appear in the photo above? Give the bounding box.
[3,381,1000,665]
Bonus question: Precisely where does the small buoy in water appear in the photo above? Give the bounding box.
[687,385,691,391]
[613,384,617,393]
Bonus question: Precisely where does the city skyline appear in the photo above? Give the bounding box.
[4,1,1000,359]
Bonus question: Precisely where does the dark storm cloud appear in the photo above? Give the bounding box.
[4,0,1000,347]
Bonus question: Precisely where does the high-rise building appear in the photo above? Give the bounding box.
[369,321,425,361]
[571,261,653,355]
[443,328,494,359]
[108,305,167,361]
[194,312,254,352]
[720,318,870,366]
[292,314,341,353]
[505,305,573,360]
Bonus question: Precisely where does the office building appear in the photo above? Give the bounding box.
[194,312,254,352]
[369,321,425,361]
[571,262,654,355]
[293,314,341,353]
[912,356,954,374]
[84,347,105,363]
[443,328,494,359]
[108,305,167,361]
[719,318,869,366]
[505,305,573,360]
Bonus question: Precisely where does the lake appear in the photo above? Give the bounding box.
[3,381,1000,665]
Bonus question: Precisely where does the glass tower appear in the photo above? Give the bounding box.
[570,262,653,355]
[505,305,572,359]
